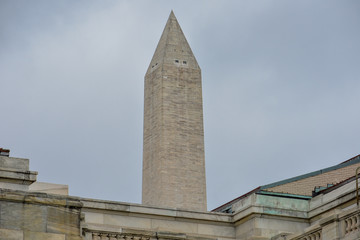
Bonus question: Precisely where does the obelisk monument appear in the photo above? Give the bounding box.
[142,11,207,211]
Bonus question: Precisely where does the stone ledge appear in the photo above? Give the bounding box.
[81,199,232,223]
[0,189,82,208]
[309,180,356,218]
[0,168,37,185]
[82,224,226,240]
[29,181,69,195]
[233,204,308,223]
[0,228,23,240]
[0,156,29,172]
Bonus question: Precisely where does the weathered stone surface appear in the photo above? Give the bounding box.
[29,181,69,195]
[0,228,23,240]
[0,169,37,186]
[232,194,309,223]
[0,155,37,192]
[25,194,67,206]
[142,11,207,212]
[47,206,80,236]
[23,204,47,232]
[103,214,152,229]
[0,191,82,239]
[151,219,198,234]
[197,223,234,238]
[65,235,83,240]
[0,182,29,191]
[0,202,25,230]
[24,230,65,240]
[0,156,29,171]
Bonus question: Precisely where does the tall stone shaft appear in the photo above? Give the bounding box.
[142,11,207,211]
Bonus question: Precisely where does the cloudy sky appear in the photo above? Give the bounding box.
[1,1,359,210]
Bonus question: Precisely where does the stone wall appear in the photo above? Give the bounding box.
[1,179,360,240]
[0,189,82,240]
[80,198,234,240]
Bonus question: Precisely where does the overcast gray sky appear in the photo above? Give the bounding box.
[1,1,359,210]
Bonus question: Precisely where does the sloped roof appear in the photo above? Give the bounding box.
[213,154,360,212]
[260,154,360,190]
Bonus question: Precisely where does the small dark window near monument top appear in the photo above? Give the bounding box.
[183,61,187,64]
[175,59,179,63]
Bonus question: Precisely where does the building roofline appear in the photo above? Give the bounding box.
[213,154,360,212]
[313,175,357,196]
[257,190,312,200]
[260,154,360,190]
[211,187,261,212]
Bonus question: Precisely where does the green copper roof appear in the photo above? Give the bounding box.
[257,190,312,199]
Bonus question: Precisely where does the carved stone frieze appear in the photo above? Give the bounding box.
[90,232,151,240]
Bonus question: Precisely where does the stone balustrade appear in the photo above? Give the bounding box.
[286,228,322,240]
[343,213,360,236]
[287,207,360,240]
[301,230,321,240]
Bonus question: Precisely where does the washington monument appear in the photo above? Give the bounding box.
[142,11,207,211]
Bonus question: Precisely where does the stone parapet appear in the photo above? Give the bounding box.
[80,198,234,240]
[0,156,29,171]
[0,178,359,240]
[0,156,37,191]
[309,180,356,218]
[29,181,69,195]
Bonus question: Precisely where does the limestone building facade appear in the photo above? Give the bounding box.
[1,12,359,240]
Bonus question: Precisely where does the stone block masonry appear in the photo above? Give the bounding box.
[142,11,207,211]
